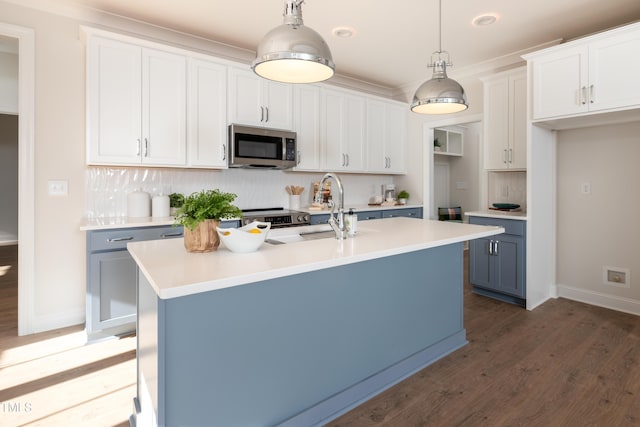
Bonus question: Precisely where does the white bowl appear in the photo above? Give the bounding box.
[217,221,271,253]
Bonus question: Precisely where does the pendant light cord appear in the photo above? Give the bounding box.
[438,0,442,54]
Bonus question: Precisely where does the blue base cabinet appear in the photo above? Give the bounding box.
[310,206,422,225]
[468,216,526,306]
[85,221,239,341]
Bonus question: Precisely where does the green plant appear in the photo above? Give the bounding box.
[174,189,242,231]
[169,193,185,208]
[397,190,410,200]
[434,138,441,148]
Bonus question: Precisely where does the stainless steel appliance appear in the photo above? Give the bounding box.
[228,124,297,169]
[241,208,310,228]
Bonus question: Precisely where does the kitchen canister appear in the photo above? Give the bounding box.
[127,189,151,218]
[152,194,170,218]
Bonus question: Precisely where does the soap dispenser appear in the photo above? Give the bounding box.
[347,208,358,236]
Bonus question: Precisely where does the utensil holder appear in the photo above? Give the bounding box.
[289,194,301,210]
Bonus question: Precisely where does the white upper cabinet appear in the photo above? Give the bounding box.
[482,67,526,170]
[527,22,640,120]
[142,48,187,166]
[228,67,293,130]
[321,88,366,172]
[366,98,406,174]
[187,58,228,168]
[87,36,187,166]
[292,85,321,171]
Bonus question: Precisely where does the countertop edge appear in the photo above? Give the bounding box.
[465,210,528,221]
[128,219,504,300]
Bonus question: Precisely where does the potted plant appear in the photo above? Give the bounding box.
[174,189,242,253]
[397,190,410,205]
[434,137,441,152]
[169,193,185,216]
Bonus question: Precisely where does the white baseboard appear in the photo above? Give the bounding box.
[557,284,640,316]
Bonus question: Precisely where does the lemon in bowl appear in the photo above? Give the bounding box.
[217,221,271,253]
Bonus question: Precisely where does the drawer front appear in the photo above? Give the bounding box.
[382,208,422,219]
[358,210,382,220]
[89,225,184,251]
[469,216,525,236]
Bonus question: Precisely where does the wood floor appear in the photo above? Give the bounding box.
[0,245,135,427]
[1,246,639,426]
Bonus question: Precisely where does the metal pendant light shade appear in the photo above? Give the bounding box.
[253,0,335,84]
[411,0,468,114]
[411,59,468,114]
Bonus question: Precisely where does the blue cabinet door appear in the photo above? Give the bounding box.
[468,216,526,304]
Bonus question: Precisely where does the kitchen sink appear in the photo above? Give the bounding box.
[265,225,338,245]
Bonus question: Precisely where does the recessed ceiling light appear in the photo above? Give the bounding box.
[332,26,356,38]
[472,14,498,27]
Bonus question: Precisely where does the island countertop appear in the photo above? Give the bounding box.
[127,217,503,300]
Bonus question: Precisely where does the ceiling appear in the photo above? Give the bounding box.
[52,0,640,89]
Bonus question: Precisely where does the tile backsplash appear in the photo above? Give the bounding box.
[85,167,394,218]
[488,171,527,211]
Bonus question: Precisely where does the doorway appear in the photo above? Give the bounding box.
[0,23,35,336]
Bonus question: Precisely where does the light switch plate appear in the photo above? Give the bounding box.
[48,180,68,196]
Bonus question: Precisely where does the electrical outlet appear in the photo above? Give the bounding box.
[581,181,591,195]
[603,266,630,288]
[48,180,68,196]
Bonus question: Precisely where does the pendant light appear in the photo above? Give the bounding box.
[253,0,335,84]
[411,0,468,114]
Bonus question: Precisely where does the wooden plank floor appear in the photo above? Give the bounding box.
[328,253,640,426]
[0,245,135,427]
[2,246,639,426]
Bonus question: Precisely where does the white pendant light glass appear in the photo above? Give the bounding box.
[411,0,468,114]
[253,0,335,84]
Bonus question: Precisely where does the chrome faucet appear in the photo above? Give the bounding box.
[314,172,346,240]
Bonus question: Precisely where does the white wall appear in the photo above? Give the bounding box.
[0,114,18,242]
[556,121,640,313]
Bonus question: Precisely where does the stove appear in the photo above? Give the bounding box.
[241,207,310,228]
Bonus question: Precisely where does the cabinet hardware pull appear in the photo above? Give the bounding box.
[581,86,587,105]
[107,236,134,242]
[222,144,226,161]
[144,138,149,157]
[590,84,594,104]
[160,232,183,238]
[260,106,264,122]
[136,139,141,156]
[346,153,349,167]
[493,240,499,255]
[503,149,507,164]
[488,240,493,255]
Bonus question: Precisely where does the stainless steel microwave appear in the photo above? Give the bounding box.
[228,124,297,169]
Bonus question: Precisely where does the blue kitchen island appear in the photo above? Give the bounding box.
[127,217,503,427]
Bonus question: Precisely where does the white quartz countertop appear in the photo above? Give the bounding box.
[465,210,528,221]
[127,217,504,300]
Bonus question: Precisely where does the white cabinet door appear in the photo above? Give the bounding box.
[87,36,187,167]
[142,49,187,165]
[87,37,143,165]
[228,67,293,130]
[589,30,640,112]
[484,68,527,170]
[293,85,321,171]
[322,88,365,172]
[383,102,407,174]
[531,46,588,120]
[510,73,527,169]
[365,99,406,174]
[187,58,228,168]
[263,79,293,130]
